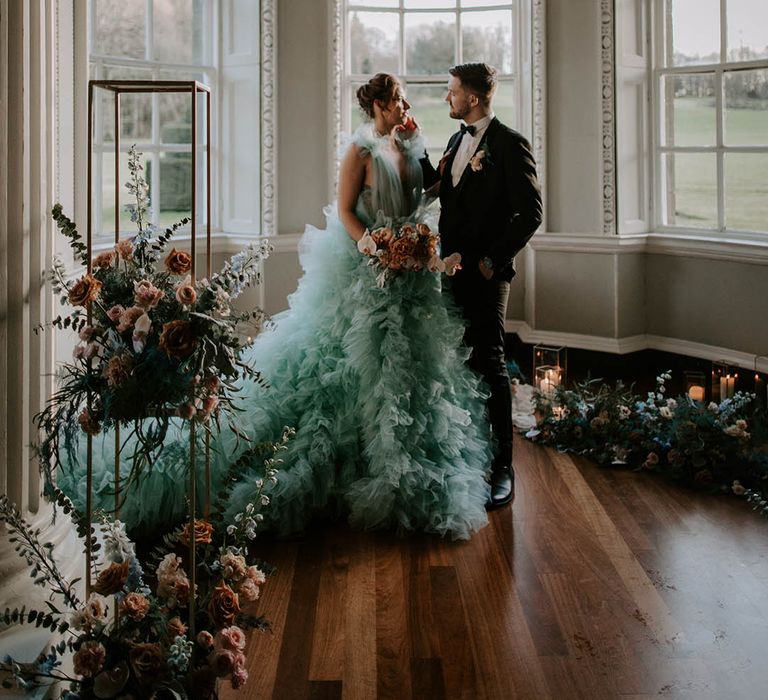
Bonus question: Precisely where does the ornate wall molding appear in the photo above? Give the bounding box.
[601,0,617,234]
[330,0,343,198]
[261,0,277,237]
[531,0,547,233]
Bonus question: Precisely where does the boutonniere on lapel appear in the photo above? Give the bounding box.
[469,141,493,172]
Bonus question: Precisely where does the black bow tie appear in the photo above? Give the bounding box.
[460,123,476,136]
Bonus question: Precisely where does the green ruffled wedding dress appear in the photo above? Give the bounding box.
[59,124,492,540]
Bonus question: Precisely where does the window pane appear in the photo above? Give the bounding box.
[93,0,146,60]
[491,79,517,130]
[153,151,194,228]
[669,0,720,66]
[406,12,457,75]
[153,0,206,65]
[407,84,455,153]
[661,74,716,146]
[405,0,456,8]
[348,0,398,6]
[102,149,153,235]
[461,10,513,73]
[156,71,205,145]
[102,66,154,143]
[727,0,768,61]
[725,69,768,145]
[461,0,513,6]
[725,154,768,231]
[662,153,717,228]
[349,12,400,74]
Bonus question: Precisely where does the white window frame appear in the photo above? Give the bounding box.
[651,0,768,239]
[339,1,531,158]
[87,0,219,239]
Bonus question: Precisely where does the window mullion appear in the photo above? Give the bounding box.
[456,0,462,65]
[717,0,726,231]
[716,68,724,231]
[400,3,405,76]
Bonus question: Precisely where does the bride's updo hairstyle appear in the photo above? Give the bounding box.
[356,73,400,119]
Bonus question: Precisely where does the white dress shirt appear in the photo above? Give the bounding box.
[450,113,494,187]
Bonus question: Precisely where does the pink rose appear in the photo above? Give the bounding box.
[175,276,197,306]
[231,665,249,689]
[217,625,247,652]
[134,279,164,309]
[238,578,260,602]
[247,565,266,585]
[117,306,144,333]
[197,630,215,649]
[107,304,125,322]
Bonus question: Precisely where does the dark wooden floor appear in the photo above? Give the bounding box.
[222,437,768,699]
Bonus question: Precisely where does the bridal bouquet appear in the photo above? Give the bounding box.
[37,145,272,486]
[357,221,462,287]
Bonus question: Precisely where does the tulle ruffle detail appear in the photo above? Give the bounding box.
[58,209,492,540]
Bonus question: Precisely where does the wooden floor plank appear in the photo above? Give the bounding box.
[272,537,325,700]
[341,532,377,700]
[374,536,412,700]
[223,436,768,699]
[308,527,349,681]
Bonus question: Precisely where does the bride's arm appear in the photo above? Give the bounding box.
[337,144,368,242]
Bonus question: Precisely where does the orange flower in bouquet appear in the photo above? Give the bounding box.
[357,220,462,286]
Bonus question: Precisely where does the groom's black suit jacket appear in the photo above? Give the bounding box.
[423,117,542,282]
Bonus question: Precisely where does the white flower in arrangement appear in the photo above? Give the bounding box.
[666,398,677,410]
[103,519,136,563]
[443,252,462,276]
[71,593,109,633]
[618,405,631,420]
[260,495,270,506]
[132,312,151,352]
[659,406,673,419]
[357,232,378,256]
[708,402,720,413]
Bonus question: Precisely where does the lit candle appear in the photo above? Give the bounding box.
[688,385,705,402]
[720,374,735,399]
[538,368,561,395]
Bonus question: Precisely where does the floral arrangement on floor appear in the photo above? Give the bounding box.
[36,145,272,491]
[0,429,291,699]
[357,220,462,287]
[524,371,768,517]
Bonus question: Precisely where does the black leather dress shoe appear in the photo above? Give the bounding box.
[486,466,515,510]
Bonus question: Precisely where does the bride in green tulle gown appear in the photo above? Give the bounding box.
[60,73,492,540]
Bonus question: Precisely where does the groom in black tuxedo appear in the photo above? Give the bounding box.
[423,63,542,509]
